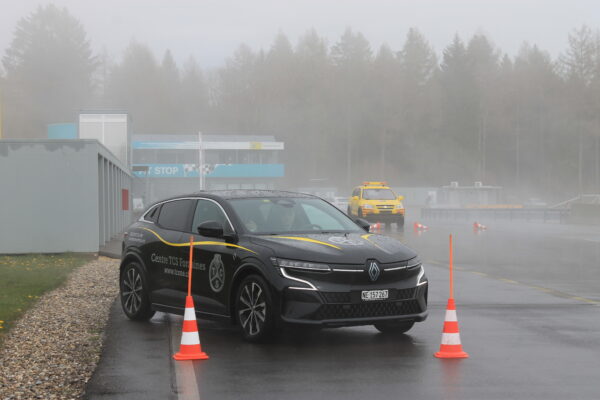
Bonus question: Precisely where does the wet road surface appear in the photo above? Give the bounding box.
[85,221,600,400]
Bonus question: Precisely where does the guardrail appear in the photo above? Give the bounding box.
[421,208,570,223]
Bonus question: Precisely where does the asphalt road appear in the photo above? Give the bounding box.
[85,221,600,400]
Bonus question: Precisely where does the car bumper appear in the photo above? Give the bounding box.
[362,213,404,222]
[279,282,428,327]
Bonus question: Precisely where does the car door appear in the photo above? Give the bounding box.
[187,198,236,316]
[150,199,195,306]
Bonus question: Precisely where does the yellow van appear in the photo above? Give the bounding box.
[347,182,405,227]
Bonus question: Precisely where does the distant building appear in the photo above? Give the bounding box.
[131,134,285,204]
[47,123,77,139]
[436,181,503,207]
[79,112,131,166]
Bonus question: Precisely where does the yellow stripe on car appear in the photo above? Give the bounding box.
[361,233,386,251]
[271,236,342,250]
[141,228,257,254]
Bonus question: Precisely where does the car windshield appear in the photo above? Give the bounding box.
[229,197,363,234]
[362,189,397,200]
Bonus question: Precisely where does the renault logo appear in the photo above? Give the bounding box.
[367,260,381,282]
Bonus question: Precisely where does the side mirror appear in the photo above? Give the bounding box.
[351,196,359,201]
[398,195,404,201]
[355,218,371,232]
[197,220,224,238]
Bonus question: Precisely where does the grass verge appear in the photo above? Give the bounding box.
[0,253,94,343]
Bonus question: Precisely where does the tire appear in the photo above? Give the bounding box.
[235,275,276,342]
[347,207,352,216]
[358,207,364,218]
[397,216,405,228]
[374,320,414,334]
[120,262,155,321]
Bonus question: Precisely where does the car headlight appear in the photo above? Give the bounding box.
[417,265,427,286]
[270,257,331,272]
[407,257,421,269]
[395,203,403,209]
[363,204,374,209]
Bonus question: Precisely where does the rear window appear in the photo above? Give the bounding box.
[157,199,194,231]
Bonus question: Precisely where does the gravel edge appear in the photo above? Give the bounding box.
[0,257,119,400]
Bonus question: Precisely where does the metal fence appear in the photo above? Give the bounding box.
[421,208,570,223]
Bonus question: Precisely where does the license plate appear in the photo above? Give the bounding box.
[361,290,389,301]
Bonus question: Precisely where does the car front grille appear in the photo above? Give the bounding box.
[314,300,422,320]
[321,292,352,304]
[396,287,416,300]
[376,205,394,210]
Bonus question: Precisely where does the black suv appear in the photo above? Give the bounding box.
[120,190,428,341]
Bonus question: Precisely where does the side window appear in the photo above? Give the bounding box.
[157,199,194,231]
[145,204,160,222]
[192,200,229,232]
[352,189,358,197]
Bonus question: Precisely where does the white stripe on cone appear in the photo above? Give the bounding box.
[441,332,462,345]
[444,310,458,322]
[442,333,460,345]
[181,331,201,345]
[184,307,196,321]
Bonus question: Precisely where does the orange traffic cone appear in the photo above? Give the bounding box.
[473,222,487,232]
[434,298,469,359]
[413,222,428,232]
[435,234,469,359]
[173,295,209,360]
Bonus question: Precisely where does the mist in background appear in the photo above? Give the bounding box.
[2,2,600,202]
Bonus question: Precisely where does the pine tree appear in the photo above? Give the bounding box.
[2,4,97,137]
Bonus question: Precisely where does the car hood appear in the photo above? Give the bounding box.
[248,232,417,264]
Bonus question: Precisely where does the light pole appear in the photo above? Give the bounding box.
[198,131,204,190]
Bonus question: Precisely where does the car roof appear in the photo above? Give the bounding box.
[161,189,318,202]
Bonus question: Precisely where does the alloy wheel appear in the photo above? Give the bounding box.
[122,267,143,315]
[238,281,266,336]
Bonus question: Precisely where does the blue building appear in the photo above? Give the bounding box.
[131,134,285,204]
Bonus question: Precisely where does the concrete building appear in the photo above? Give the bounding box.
[0,139,132,253]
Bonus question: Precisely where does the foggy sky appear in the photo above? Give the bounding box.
[1,0,599,68]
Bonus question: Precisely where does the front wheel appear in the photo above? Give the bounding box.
[374,320,414,334]
[120,262,155,321]
[235,275,276,342]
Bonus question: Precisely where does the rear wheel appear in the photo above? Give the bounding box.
[397,215,405,227]
[120,262,155,321]
[235,275,276,342]
[374,320,414,334]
